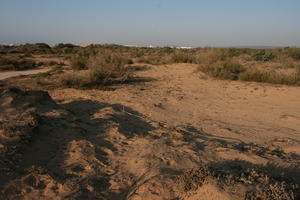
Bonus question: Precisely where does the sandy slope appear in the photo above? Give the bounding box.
[1,64,300,199]
[52,63,300,150]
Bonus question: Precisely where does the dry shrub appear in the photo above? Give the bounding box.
[0,56,36,71]
[171,51,198,63]
[177,160,299,200]
[240,67,300,86]
[197,48,227,65]
[70,54,88,70]
[252,50,276,61]
[199,59,245,80]
[59,73,89,89]
[137,54,171,65]
[60,51,132,88]
[88,51,132,84]
[285,48,300,60]
[246,182,296,200]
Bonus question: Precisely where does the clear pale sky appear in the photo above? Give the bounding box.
[0,0,299,47]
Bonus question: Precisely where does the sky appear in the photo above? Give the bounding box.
[0,0,299,47]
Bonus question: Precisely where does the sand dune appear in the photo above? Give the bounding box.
[1,63,300,199]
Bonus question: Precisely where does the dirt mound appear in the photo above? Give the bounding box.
[0,88,97,199]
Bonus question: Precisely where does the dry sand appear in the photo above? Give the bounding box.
[1,63,300,199]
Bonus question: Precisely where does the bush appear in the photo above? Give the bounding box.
[224,48,250,57]
[199,60,245,80]
[171,51,198,63]
[60,52,132,88]
[70,55,88,70]
[137,55,169,65]
[31,72,51,78]
[252,50,276,61]
[88,52,132,84]
[0,56,37,71]
[59,73,89,89]
[240,67,300,86]
[285,48,300,60]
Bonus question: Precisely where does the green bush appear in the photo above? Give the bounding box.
[31,72,51,78]
[252,50,276,61]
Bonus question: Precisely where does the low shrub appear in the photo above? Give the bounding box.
[224,48,251,57]
[285,48,300,60]
[88,52,132,84]
[171,51,198,63]
[70,55,88,70]
[199,60,245,80]
[0,56,37,71]
[59,73,89,89]
[240,67,300,86]
[60,52,132,88]
[31,72,51,78]
[137,55,168,65]
[252,50,276,61]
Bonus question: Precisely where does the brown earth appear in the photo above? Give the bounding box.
[0,63,300,199]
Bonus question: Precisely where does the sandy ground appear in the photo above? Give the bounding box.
[52,63,300,151]
[0,68,51,80]
[1,63,300,199]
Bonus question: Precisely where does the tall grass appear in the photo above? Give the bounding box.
[240,67,300,86]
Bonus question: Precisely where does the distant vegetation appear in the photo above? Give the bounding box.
[1,43,300,86]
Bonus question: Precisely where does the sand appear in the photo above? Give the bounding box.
[1,63,300,199]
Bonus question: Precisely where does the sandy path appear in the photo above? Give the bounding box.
[0,68,51,80]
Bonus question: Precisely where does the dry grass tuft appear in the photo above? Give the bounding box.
[60,51,132,88]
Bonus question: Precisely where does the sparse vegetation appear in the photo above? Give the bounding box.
[285,48,300,60]
[59,73,89,88]
[1,44,300,86]
[31,72,51,78]
[240,67,300,85]
[0,56,37,71]
[60,51,132,88]
[252,50,276,61]
[171,51,198,63]
[178,160,299,200]
[88,51,132,84]
[199,59,245,80]
[70,54,88,70]
[1,44,300,200]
